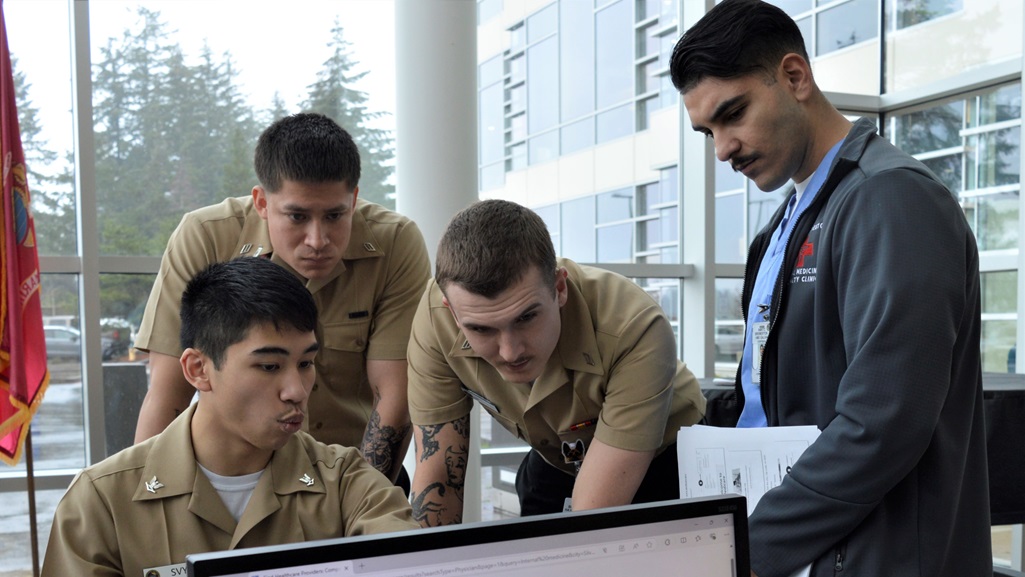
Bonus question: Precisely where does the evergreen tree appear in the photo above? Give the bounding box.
[303,19,395,208]
[12,56,76,256]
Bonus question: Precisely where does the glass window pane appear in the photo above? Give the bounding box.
[528,131,559,165]
[748,187,789,240]
[659,0,678,25]
[893,101,964,155]
[481,162,505,190]
[508,54,525,83]
[89,1,400,256]
[816,0,877,56]
[509,84,526,113]
[509,23,526,51]
[7,0,77,257]
[967,191,1019,251]
[478,0,504,25]
[509,143,527,171]
[479,55,503,88]
[479,83,504,165]
[560,0,595,122]
[597,223,633,262]
[509,113,527,143]
[715,158,745,193]
[561,196,596,262]
[561,117,594,155]
[967,127,1020,190]
[38,274,85,470]
[527,37,559,134]
[716,193,746,264]
[897,0,962,29]
[658,206,679,247]
[534,204,560,237]
[715,278,744,378]
[772,0,813,18]
[982,270,1017,314]
[970,84,1022,128]
[597,188,633,223]
[596,0,633,108]
[982,318,1016,373]
[659,166,678,206]
[596,103,634,143]
[922,155,963,194]
[527,3,558,43]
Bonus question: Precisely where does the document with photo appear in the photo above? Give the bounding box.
[677,424,820,515]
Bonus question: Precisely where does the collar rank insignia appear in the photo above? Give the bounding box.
[300,473,315,487]
[145,476,164,493]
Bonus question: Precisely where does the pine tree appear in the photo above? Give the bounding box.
[303,19,395,208]
[11,55,76,256]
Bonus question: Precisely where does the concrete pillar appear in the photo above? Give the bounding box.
[395,0,479,265]
[395,0,481,521]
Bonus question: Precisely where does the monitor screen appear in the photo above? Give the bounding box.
[187,494,748,577]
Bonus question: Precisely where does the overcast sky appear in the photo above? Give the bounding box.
[3,0,397,159]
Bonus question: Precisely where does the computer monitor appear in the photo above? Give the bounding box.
[186,494,748,577]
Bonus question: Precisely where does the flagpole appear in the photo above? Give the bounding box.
[25,426,39,577]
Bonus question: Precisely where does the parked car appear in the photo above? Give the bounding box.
[44,326,117,361]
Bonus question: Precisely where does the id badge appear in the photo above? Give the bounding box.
[143,563,185,577]
[752,321,769,384]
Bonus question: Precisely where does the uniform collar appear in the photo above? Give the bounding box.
[133,404,326,535]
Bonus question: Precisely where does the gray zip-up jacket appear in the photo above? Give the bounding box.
[736,118,992,577]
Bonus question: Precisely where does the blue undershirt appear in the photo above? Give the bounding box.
[737,139,845,428]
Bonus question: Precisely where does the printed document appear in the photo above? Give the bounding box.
[676,424,820,515]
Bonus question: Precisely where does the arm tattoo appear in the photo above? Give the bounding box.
[411,482,461,526]
[452,414,470,438]
[361,410,411,477]
[444,445,468,492]
[418,424,445,462]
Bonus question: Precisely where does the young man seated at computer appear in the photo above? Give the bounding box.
[42,258,419,577]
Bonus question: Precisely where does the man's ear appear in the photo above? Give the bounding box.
[779,52,814,101]
[180,348,213,393]
[555,267,569,308]
[253,185,269,220]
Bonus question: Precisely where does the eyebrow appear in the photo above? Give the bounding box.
[460,303,542,332]
[693,94,746,132]
[280,202,349,214]
[249,342,321,357]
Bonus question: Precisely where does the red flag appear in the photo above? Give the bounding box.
[0,0,50,466]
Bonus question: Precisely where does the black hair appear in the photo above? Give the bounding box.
[670,0,810,93]
[180,257,318,368]
[253,112,361,192]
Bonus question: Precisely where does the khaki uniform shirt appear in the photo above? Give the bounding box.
[41,405,418,577]
[135,196,430,446]
[408,258,706,475]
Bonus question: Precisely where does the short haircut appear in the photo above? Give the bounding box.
[180,257,318,368]
[435,199,556,298]
[253,112,361,192]
[670,0,810,93]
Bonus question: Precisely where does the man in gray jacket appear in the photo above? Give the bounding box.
[671,1,992,576]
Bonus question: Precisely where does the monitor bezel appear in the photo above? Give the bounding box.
[187,494,749,577]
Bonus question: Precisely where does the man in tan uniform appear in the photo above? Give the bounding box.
[43,258,418,577]
[407,200,706,526]
[134,113,430,491]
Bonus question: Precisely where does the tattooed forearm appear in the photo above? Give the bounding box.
[451,414,470,438]
[361,410,412,478]
[418,424,445,462]
[411,482,461,526]
[444,445,468,492]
